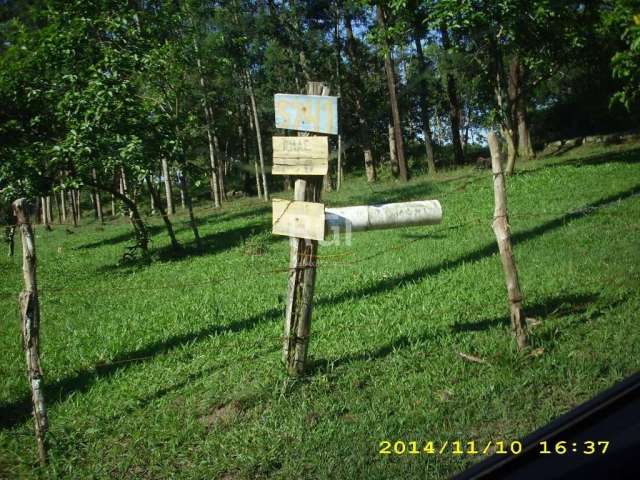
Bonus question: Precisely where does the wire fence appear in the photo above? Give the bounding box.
[0,190,639,380]
[1,188,638,302]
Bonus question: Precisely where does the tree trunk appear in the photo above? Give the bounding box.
[462,103,470,150]
[334,4,343,190]
[68,191,77,227]
[516,99,534,161]
[53,191,61,224]
[378,5,408,181]
[75,189,81,222]
[87,179,149,256]
[161,157,175,215]
[150,186,156,215]
[505,55,522,173]
[60,188,66,222]
[487,133,528,349]
[120,168,129,216]
[12,199,48,466]
[126,199,148,256]
[178,173,201,248]
[40,197,45,226]
[146,177,180,251]
[412,23,436,176]
[91,169,103,223]
[344,13,377,182]
[245,69,269,200]
[110,173,117,216]
[45,196,53,227]
[517,112,534,160]
[41,197,52,230]
[364,150,376,183]
[503,126,517,175]
[193,36,221,209]
[388,122,398,175]
[440,23,465,166]
[323,168,332,192]
[6,225,16,257]
[337,134,343,190]
[205,109,221,208]
[244,101,263,198]
[179,180,186,209]
[214,135,227,201]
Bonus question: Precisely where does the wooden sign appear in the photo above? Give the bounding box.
[272,136,328,175]
[274,94,338,135]
[272,198,325,241]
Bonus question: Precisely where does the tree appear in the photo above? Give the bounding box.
[376,4,409,182]
[605,1,640,110]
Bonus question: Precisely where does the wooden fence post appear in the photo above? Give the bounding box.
[282,81,328,375]
[12,198,49,466]
[487,132,528,349]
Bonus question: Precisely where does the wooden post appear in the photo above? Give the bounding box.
[12,198,48,466]
[487,132,528,349]
[283,81,327,375]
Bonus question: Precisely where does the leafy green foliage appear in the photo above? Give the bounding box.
[606,1,640,109]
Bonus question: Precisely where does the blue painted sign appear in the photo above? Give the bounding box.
[274,94,338,135]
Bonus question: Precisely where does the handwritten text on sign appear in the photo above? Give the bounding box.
[272,136,328,176]
[272,199,325,241]
[274,94,338,135]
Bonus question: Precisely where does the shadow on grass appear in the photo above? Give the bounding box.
[451,293,600,333]
[3,185,638,429]
[521,145,640,176]
[154,222,273,263]
[338,181,439,206]
[95,222,273,272]
[76,204,270,252]
[105,345,281,424]
[196,204,271,225]
[0,307,281,430]
[76,224,166,250]
[313,184,640,312]
[308,330,437,376]
[567,146,640,167]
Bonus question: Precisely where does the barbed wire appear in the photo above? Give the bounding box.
[0,190,638,301]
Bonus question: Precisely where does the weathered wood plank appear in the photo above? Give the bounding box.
[273,136,328,159]
[272,198,325,241]
[274,94,338,135]
[272,164,328,176]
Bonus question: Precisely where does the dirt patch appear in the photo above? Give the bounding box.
[199,400,243,430]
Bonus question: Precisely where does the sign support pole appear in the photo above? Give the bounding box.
[283,81,328,375]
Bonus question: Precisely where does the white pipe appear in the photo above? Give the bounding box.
[325,200,442,233]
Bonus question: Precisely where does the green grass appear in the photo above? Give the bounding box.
[1,141,640,479]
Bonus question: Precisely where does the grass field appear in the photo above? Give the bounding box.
[1,142,640,479]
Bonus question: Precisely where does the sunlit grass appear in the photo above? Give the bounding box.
[1,142,639,479]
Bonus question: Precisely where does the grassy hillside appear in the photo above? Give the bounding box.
[1,142,639,479]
